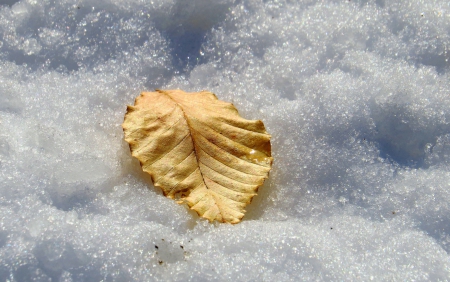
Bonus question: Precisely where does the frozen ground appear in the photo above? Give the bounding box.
[1,0,450,281]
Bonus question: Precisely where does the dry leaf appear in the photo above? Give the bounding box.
[122,89,273,223]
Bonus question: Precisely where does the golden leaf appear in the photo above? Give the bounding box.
[122,89,273,224]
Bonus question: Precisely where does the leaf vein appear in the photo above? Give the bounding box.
[208,186,247,205]
[135,114,184,156]
[147,133,189,167]
[192,127,269,169]
[197,144,262,176]
[154,151,194,182]
[199,158,257,188]
[196,118,267,153]
[167,167,200,196]
[125,102,176,137]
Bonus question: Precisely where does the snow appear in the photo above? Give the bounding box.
[1,0,450,280]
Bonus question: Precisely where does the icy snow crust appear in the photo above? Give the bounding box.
[1,0,450,280]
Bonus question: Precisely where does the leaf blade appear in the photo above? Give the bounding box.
[123,89,273,223]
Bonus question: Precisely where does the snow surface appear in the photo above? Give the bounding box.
[1,0,450,280]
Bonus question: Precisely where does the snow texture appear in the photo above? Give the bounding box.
[1,0,450,281]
